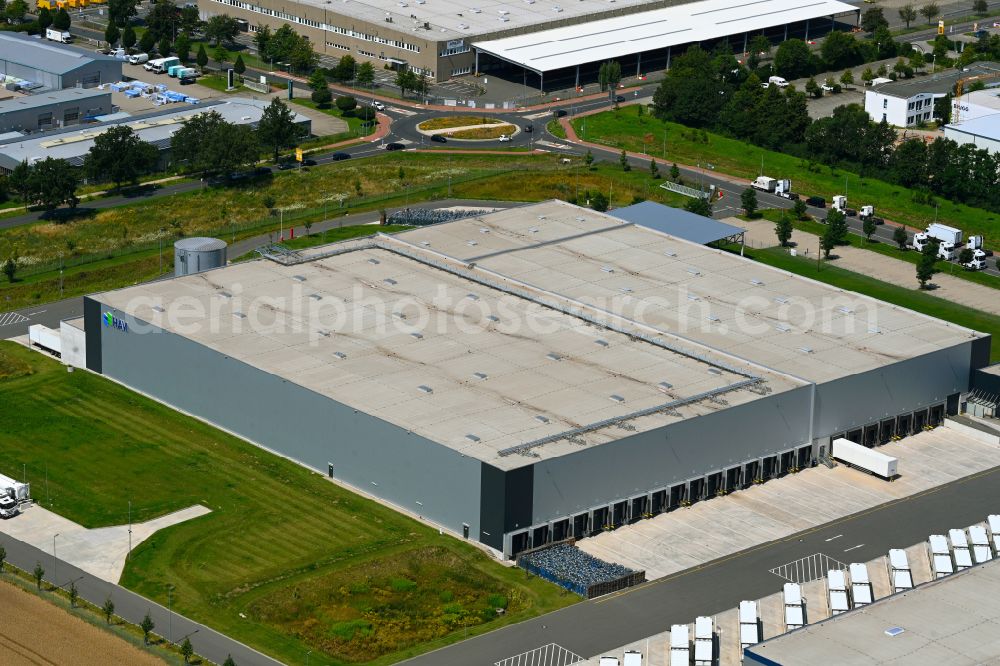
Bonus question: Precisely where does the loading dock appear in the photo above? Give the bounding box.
[706,471,723,496]
[863,424,879,447]
[688,478,705,502]
[593,506,610,532]
[651,489,667,514]
[573,512,590,538]
[552,518,570,542]
[897,413,912,436]
[796,446,812,468]
[762,456,777,480]
[533,524,550,547]
[511,531,530,558]
[630,496,648,522]
[879,418,895,444]
[744,460,761,485]
[669,484,685,509]
[725,467,741,491]
[930,404,944,426]
[779,450,795,476]
[612,501,628,527]
[913,409,928,431]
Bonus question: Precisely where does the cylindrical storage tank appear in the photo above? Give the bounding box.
[174,237,227,277]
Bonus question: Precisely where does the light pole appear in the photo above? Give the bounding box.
[53,533,59,589]
[167,584,174,643]
[306,650,313,666]
[127,500,132,562]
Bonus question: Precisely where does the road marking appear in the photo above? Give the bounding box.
[844,544,865,552]
[825,534,844,542]
[387,106,417,116]
[0,312,29,327]
[769,552,847,584]
[27,310,46,316]
[524,111,552,120]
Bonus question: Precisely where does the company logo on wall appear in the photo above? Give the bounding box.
[103,311,128,332]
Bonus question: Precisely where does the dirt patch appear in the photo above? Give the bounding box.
[0,581,162,666]
[446,124,517,140]
[418,116,503,131]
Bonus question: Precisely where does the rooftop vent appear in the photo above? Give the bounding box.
[293,275,306,282]
[499,16,509,21]
[410,332,424,340]
[594,338,609,347]
[664,250,677,257]
[706,315,720,322]
[601,265,615,273]
[537,215,546,220]
[317,330,331,338]
[480,227,490,233]
[152,305,165,313]
[420,241,431,247]
[837,306,854,314]
[417,384,434,394]
[333,351,347,359]
[884,627,905,638]
[553,5,563,11]
[620,287,633,293]
[218,291,232,299]
[774,296,790,304]
[367,258,380,265]
[465,433,481,442]
[467,240,478,246]
[687,268,701,276]
[309,293,322,300]
[575,216,586,222]
[535,415,550,424]
[868,325,882,334]
[486,314,499,322]
[383,278,398,285]
[466,293,479,301]
[498,8,508,13]
[708,368,722,375]
[658,381,673,391]
[458,22,469,28]
[471,6,481,11]
[473,371,488,380]
[797,346,814,354]
[233,311,247,319]
[687,294,700,301]
[775,323,791,332]
[546,352,562,361]
[609,394,625,403]
[528,226,539,233]
[750,278,764,286]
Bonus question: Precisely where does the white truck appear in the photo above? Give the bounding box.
[599,658,619,666]
[693,616,713,666]
[849,562,873,607]
[738,600,759,649]
[128,52,150,65]
[669,625,690,666]
[0,472,30,518]
[832,438,898,479]
[889,548,913,592]
[783,583,804,631]
[623,651,642,666]
[45,28,72,43]
[913,222,963,260]
[827,569,850,615]
[929,534,954,578]
[751,176,793,198]
[963,235,989,270]
[767,76,789,88]
[949,528,973,570]
[968,525,993,564]
[28,324,61,357]
[989,515,1000,553]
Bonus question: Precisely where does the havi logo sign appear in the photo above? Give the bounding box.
[103,311,129,332]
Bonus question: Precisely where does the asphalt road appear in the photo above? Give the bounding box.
[0,531,282,666]
[402,463,1000,666]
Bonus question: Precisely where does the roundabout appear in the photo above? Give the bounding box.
[416,116,519,141]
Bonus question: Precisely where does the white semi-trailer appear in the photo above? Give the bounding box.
[669,625,690,666]
[28,324,61,357]
[832,438,898,479]
[0,473,30,518]
[827,569,850,615]
[739,600,760,649]
[694,616,713,666]
[783,583,804,631]
[849,562,873,606]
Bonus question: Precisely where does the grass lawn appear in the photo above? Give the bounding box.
[232,223,411,262]
[736,245,1000,363]
[0,343,575,665]
[290,97,376,139]
[573,106,1000,237]
[417,116,503,131]
[546,119,567,139]
[446,124,516,140]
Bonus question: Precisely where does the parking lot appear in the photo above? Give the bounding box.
[577,425,1000,581]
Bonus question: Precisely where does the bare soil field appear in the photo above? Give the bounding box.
[0,581,163,666]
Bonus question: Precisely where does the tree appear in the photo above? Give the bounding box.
[894,225,909,249]
[355,105,376,124]
[652,46,731,127]
[108,0,140,27]
[916,239,938,287]
[33,562,44,590]
[685,196,713,217]
[619,149,630,171]
[105,22,121,48]
[234,54,246,75]
[308,68,327,93]
[253,24,271,54]
[2,257,15,283]
[741,187,758,217]
[898,4,917,28]
[861,7,888,34]
[584,149,594,168]
[332,54,357,82]
[821,30,860,70]
[670,163,680,182]
[840,70,854,86]
[175,33,191,63]
[395,69,416,97]
[919,3,939,24]
[4,0,26,24]
[649,158,659,179]
[9,160,33,208]
[172,110,258,176]
[749,35,772,59]
[158,36,172,58]
[289,38,318,72]
[102,598,115,623]
[805,77,822,98]
[52,7,71,30]
[140,611,155,645]
[861,67,875,85]
[122,25,136,51]
[826,208,848,244]
[180,5,202,33]
[213,45,230,66]
[312,86,332,108]
[793,198,808,220]
[205,14,240,46]
[145,0,181,40]
[863,216,876,241]
[774,39,813,79]
[356,61,375,87]
[775,213,793,246]
[598,60,622,97]
[820,224,838,258]
[589,190,609,212]
[959,247,975,265]
[30,158,78,213]
[38,7,52,31]
[69,581,78,608]
[223,656,236,666]
[973,0,988,14]
[257,98,303,161]
[335,96,357,113]
[84,125,159,191]
[139,29,156,55]
[196,44,208,70]
[181,637,194,663]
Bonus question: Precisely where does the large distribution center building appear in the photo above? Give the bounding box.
[0,33,122,91]
[79,201,990,558]
[201,0,857,84]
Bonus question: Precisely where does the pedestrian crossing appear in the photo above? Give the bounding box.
[387,106,418,116]
[0,311,28,327]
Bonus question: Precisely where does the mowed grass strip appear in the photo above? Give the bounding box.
[0,344,574,665]
[446,124,517,140]
[417,116,503,130]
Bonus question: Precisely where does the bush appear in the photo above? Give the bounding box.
[335,96,358,113]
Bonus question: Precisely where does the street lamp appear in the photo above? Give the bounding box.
[53,533,60,589]
[167,584,175,643]
[306,650,313,666]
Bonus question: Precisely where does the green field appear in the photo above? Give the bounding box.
[737,245,1000,362]
[573,106,1000,236]
[0,343,573,665]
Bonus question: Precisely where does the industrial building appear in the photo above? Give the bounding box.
[77,200,990,558]
[0,33,122,91]
[864,62,1000,127]
[0,88,113,134]
[201,0,857,84]
[0,97,311,172]
[944,114,1000,154]
[950,88,1000,124]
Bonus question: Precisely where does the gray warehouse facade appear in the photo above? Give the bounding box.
[0,88,112,133]
[81,202,990,558]
[0,33,122,91]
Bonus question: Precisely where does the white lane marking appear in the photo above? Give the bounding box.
[844,544,865,552]
[825,534,844,542]
[0,312,29,326]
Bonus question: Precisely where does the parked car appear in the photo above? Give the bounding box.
[331,152,351,161]
[302,158,317,167]
[277,161,296,170]
[524,124,533,133]
[806,195,826,208]
[372,101,386,111]
[498,134,511,142]
[385,142,406,151]
[821,82,834,92]
[614,95,625,102]
[430,134,447,143]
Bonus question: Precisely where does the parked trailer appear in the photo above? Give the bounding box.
[990,515,1000,552]
[45,27,72,43]
[669,625,690,666]
[832,438,897,479]
[783,583,804,631]
[827,569,850,615]
[969,525,994,563]
[889,549,913,592]
[739,600,760,649]
[694,616,713,666]
[28,324,61,356]
[623,651,642,666]
[949,529,974,570]
[849,562,873,607]
[929,534,954,578]
[599,659,619,666]
[0,473,30,503]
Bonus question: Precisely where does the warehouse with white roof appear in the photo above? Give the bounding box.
[79,201,990,558]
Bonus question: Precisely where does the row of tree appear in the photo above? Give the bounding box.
[253,23,318,72]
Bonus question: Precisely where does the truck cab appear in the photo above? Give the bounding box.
[965,249,987,270]
[0,495,19,519]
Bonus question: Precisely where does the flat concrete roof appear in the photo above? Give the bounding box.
[609,200,744,245]
[474,0,857,72]
[294,0,664,42]
[0,87,109,114]
[745,559,1000,665]
[955,88,1000,112]
[0,32,119,75]
[870,62,1000,100]
[95,201,980,467]
[945,113,1000,141]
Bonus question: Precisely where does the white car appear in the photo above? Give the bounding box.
[372,101,386,111]
[821,83,834,92]
[498,134,511,142]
